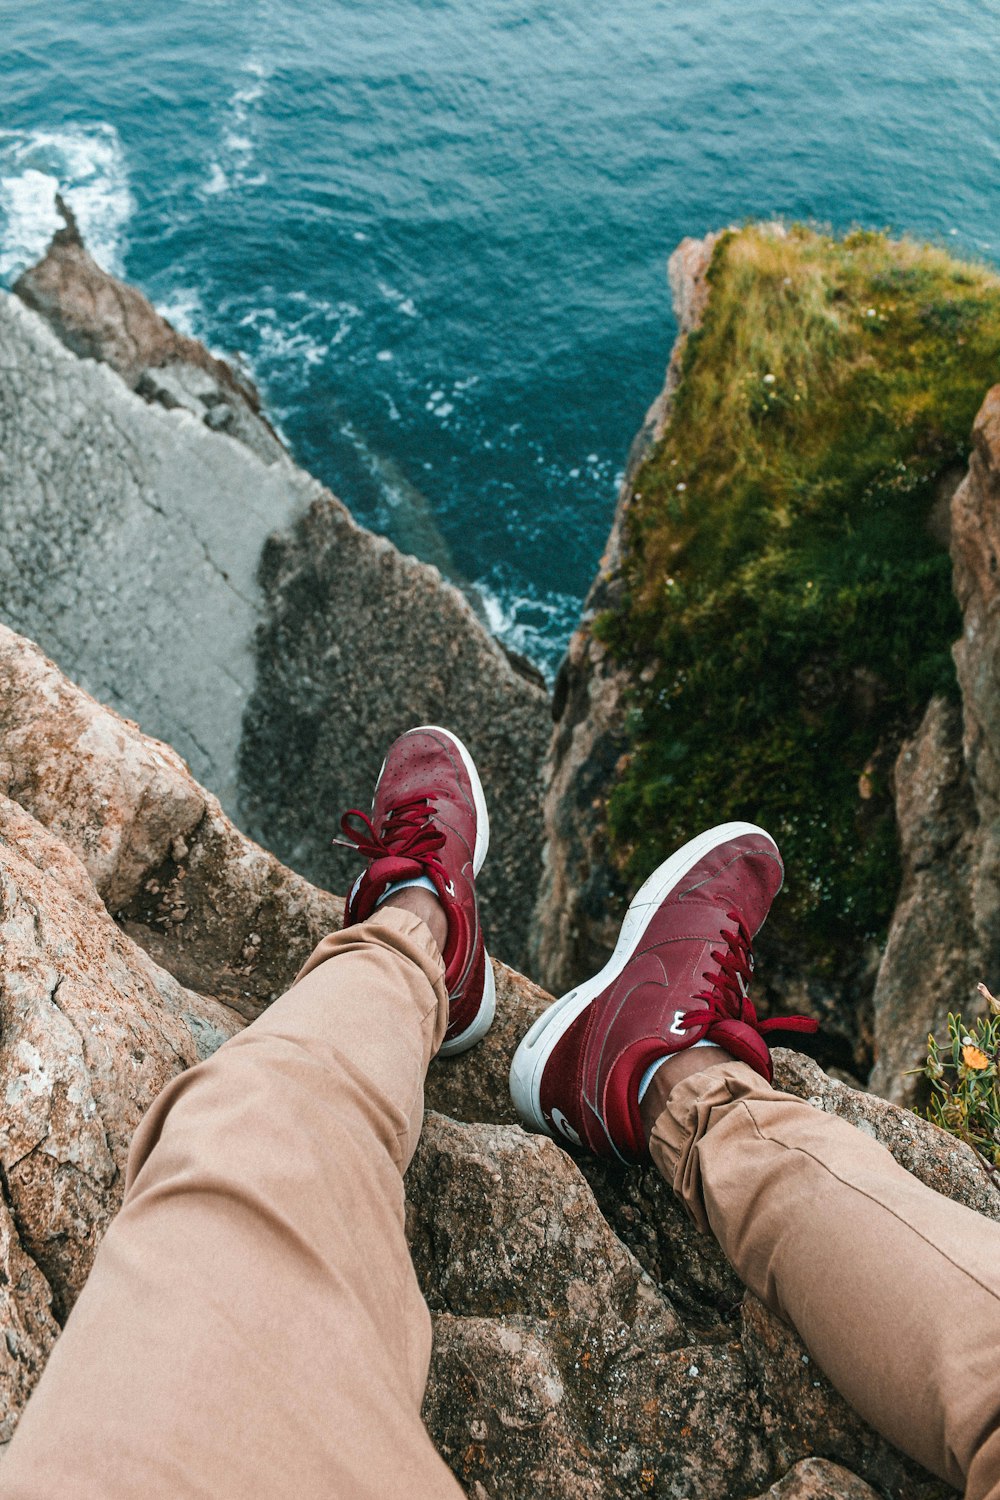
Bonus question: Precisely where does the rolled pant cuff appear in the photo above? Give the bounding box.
[648,1059,785,1233]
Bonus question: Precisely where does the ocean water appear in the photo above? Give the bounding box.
[2,1,998,675]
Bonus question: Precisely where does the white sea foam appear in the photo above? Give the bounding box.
[202,57,271,197]
[477,579,577,681]
[155,287,206,338]
[378,280,419,318]
[0,123,134,282]
[236,296,362,382]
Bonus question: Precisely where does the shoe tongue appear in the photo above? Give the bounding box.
[351,855,428,922]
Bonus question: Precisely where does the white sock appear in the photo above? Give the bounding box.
[375,874,438,907]
[637,1041,718,1102]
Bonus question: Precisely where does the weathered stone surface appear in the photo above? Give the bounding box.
[408,1115,681,1351]
[0,1196,59,1450]
[13,197,283,463]
[530,233,719,995]
[0,288,310,811]
[0,624,343,1020]
[749,1459,881,1500]
[951,384,1000,991]
[410,1114,774,1500]
[867,384,1000,1106]
[238,495,549,969]
[0,793,243,1322]
[409,1103,948,1499]
[869,697,979,1104]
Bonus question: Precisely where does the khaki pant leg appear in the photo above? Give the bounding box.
[649,1060,1000,1500]
[0,908,464,1500]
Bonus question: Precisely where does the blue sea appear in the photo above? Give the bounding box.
[2,1,998,674]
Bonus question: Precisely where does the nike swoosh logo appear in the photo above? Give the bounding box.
[551,1108,582,1146]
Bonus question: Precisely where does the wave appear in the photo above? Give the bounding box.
[202,58,271,197]
[0,123,134,283]
[477,577,578,682]
[236,296,362,380]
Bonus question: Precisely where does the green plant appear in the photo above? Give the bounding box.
[921,986,1000,1167]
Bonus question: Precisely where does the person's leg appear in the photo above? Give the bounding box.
[644,1059,1000,1500]
[1,724,494,1499]
[510,820,1000,1500]
[0,907,464,1500]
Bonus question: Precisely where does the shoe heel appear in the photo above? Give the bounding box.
[437,951,496,1057]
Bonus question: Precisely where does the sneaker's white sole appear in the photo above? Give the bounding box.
[508,821,778,1137]
[407,725,494,1057]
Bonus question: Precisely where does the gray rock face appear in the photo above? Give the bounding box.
[0,289,310,813]
[1,231,549,966]
[238,495,549,967]
[867,385,1000,1103]
[530,234,720,995]
[869,698,978,1104]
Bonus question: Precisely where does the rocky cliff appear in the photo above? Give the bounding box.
[0,624,973,1496]
[871,385,1000,1102]
[1,223,548,968]
[534,224,1000,1099]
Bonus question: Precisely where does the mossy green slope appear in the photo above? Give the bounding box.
[600,225,1000,971]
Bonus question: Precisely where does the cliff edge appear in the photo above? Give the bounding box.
[2,223,549,969]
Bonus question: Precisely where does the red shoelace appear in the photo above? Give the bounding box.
[335,796,448,881]
[675,910,819,1042]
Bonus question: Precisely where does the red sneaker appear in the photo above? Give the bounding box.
[509,822,817,1161]
[338,726,493,1056]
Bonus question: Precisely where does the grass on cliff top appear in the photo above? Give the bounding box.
[599,224,1000,959]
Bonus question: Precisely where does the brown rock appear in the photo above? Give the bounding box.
[0,624,343,1020]
[408,1115,681,1352]
[409,1114,773,1500]
[749,1458,881,1499]
[869,697,979,1104]
[0,1195,59,1449]
[13,197,283,462]
[865,385,1000,1106]
[0,793,242,1321]
[951,384,1000,990]
[0,629,975,1494]
[530,233,721,995]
